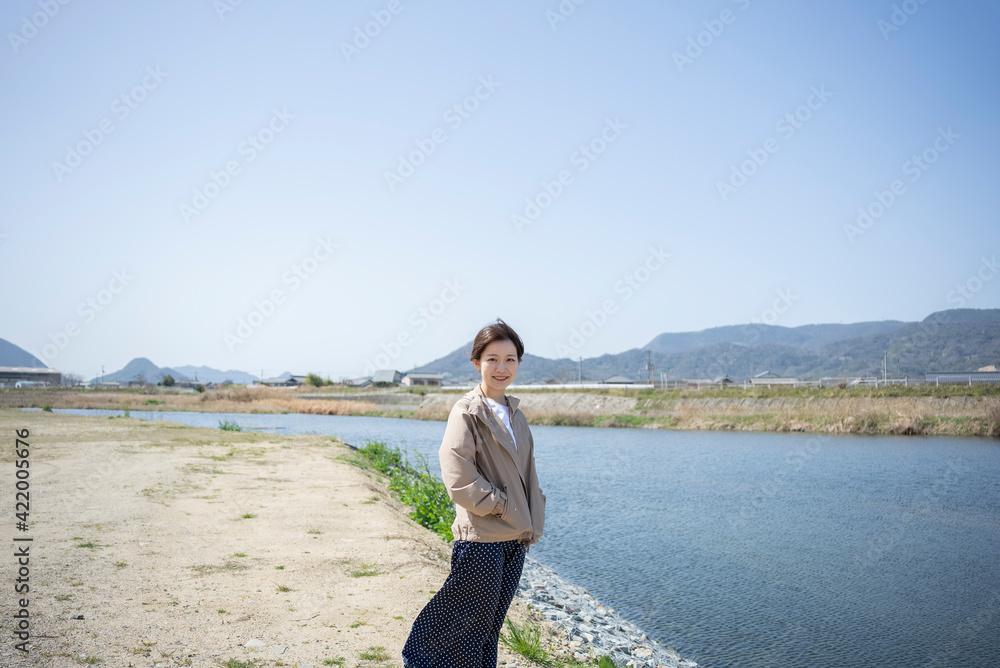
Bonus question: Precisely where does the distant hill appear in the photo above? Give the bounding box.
[0,338,48,368]
[94,358,191,385]
[93,359,264,385]
[173,365,259,384]
[412,308,1000,383]
[644,320,907,354]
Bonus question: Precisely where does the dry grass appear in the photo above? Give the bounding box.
[987,402,1000,438]
[5,388,1000,437]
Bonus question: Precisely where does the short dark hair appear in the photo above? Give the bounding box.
[470,318,524,363]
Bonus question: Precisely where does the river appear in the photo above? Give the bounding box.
[38,408,1000,668]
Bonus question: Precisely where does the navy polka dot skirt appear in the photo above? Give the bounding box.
[402,539,526,668]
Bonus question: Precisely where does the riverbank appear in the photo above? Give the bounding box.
[7,385,1000,437]
[0,408,696,668]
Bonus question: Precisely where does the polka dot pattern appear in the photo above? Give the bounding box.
[402,539,526,668]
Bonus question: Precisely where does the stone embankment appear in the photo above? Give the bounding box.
[519,557,698,668]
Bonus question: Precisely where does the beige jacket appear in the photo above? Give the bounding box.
[439,385,546,546]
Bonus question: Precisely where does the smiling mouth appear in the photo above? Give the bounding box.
[492,375,509,381]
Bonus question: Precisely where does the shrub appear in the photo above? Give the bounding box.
[355,440,455,541]
[499,618,553,666]
[218,419,242,432]
[306,372,328,387]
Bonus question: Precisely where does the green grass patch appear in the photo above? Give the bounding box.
[359,646,390,661]
[223,660,260,668]
[218,418,242,431]
[499,618,554,666]
[350,562,381,578]
[350,440,455,541]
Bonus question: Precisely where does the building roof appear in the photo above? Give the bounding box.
[372,369,401,383]
[404,372,444,380]
[603,375,633,383]
[0,366,61,373]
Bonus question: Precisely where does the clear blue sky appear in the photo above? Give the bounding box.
[2,0,997,381]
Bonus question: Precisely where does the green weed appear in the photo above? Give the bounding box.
[499,618,554,666]
[219,418,242,431]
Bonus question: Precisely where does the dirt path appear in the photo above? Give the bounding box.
[0,409,534,668]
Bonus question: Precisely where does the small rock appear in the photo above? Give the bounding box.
[633,647,653,658]
[244,639,265,649]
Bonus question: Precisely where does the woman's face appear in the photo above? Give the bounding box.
[474,339,519,397]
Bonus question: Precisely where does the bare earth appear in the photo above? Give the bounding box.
[0,409,537,668]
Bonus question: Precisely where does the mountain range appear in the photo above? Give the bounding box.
[3,308,998,385]
[413,308,1000,384]
[90,359,261,385]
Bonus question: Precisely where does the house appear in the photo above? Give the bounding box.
[260,375,308,387]
[401,372,444,387]
[372,369,403,385]
[749,370,799,387]
[0,366,62,388]
[343,377,373,388]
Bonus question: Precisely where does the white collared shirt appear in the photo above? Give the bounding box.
[484,395,517,451]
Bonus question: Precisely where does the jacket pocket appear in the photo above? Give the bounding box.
[499,485,509,521]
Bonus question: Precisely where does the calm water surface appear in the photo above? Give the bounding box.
[43,408,1000,668]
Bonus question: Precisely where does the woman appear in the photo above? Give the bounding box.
[402,318,546,668]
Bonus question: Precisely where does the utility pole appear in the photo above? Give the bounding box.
[578,357,582,385]
[644,350,653,386]
[883,350,888,385]
[100,365,104,386]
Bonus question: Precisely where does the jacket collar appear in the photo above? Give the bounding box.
[465,384,521,459]
[468,382,520,415]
